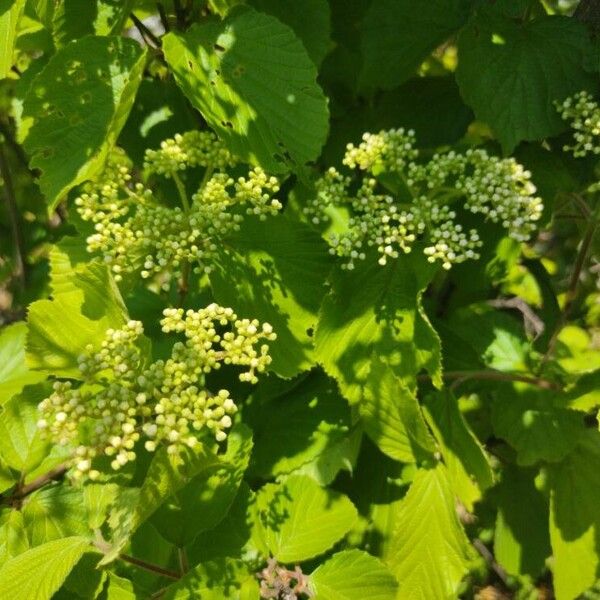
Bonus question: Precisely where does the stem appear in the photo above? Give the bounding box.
[177,547,189,575]
[173,0,186,29]
[473,539,510,587]
[541,215,598,367]
[130,13,162,48]
[0,143,26,291]
[172,172,190,213]
[172,172,191,304]
[157,3,170,32]
[120,553,180,580]
[1,463,68,507]
[418,369,560,391]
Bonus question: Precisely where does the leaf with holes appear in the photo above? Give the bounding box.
[163,6,329,173]
[22,35,146,212]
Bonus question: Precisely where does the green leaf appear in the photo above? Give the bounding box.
[210,215,334,378]
[0,536,90,600]
[0,322,46,405]
[493,465,550,578]
[0,384,51,472]
[0,0,26,79]
[491,385,586,466]
[255,474,358,562]
[163,6,329,173]
[0,510,29,564]
[104,573,136,600]
[549,432,600,600]
[163,558,259,600]
[131,425,251,549]
[250,371,352,478]
[387,464,474,599]
[315,252,442,404]
[437,304,530,373]
[51,0,134,47]
[83,482,120,529]
[310,549,398,599]
[424,391,494,511]
[360,358,435,463]
[187,483,263,563]
[456,15,597,152]
[292,424,362,486]
[359,0,470,91]
[26,248,128,378]
[248,0,331,66]
[151,425,253,545]
[22,486,89,546]
[22,35,146,211]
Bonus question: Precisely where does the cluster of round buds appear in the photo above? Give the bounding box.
[343,128,418,174]
[556,90,600,157]
[305,129,543,269]
[75,132,281,287]
[143,130,238,176]
[36,306,276,477]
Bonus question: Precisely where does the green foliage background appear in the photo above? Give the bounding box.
[0,0,600,598]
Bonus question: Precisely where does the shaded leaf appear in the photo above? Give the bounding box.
[360,358,435,463]
[359,0,470,90]
[549,432,600,600]
[22,35,146,210]
[456,15,597,152]
[424,391,494,510]
[163,7,329,173]
[210,215,333,378]
[255,474,358,562]
[315,252,442,403]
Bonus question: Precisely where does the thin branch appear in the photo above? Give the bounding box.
[130,13,162,48]
[418,370,560,391]
[120,553,181,580]
[541,215,598,366]
[1,463,68,507]
[0,143,26,290]
[18,464,68,498]
[473,539,510,587]
[157,3,170,32]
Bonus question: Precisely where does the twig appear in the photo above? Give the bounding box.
[488,297,545,339]
[157,3,170,32]
[1,463,68,507]
[473,539,510,587]
[418,370,560,391]
[0,143,26,290]
[130,13,162,48]
[173,0,186,29]
[541,215,598,366]
[120,553,180,580]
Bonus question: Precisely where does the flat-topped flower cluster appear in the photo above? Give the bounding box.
[305,129,543,270]
[36,304,276,479]
[75,131,282,288]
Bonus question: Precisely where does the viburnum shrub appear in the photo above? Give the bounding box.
[1,2,600,600]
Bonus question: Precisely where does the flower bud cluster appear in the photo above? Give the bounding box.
[75,131,281,287]
[556,90,600,157]
[143,130,238,176]
[305,129,543,269]
[37,305,276,478]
